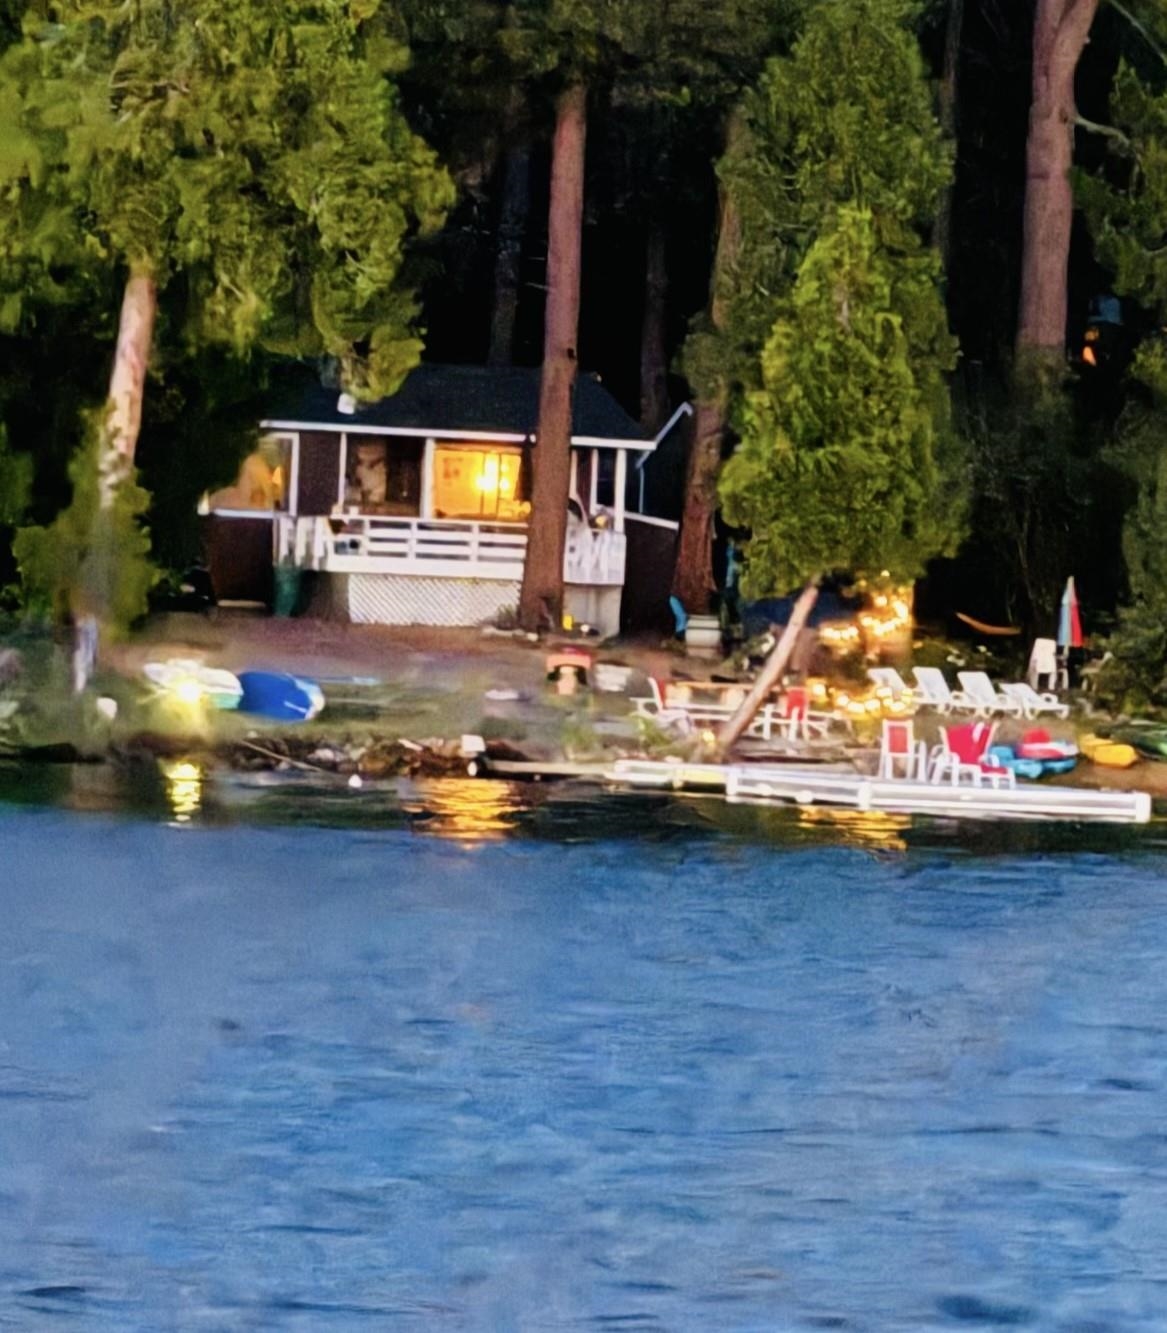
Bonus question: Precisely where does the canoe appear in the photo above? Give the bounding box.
[1080,734,1139,769]
[143,660,243,710]
[237,671,325,722]
[1113,725,1167,760]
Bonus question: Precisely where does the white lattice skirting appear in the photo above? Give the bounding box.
[344,573,521,627]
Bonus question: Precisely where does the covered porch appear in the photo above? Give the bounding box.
[202,366,682,634]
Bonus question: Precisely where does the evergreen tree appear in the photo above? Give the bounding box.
[705,0,961,595]
[720,206,960,591]
[0,0,451,644]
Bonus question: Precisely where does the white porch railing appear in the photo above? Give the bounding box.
[274,514,627,587]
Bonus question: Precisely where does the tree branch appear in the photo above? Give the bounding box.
[1103,0,1167,67]
[1074,113,1133,151]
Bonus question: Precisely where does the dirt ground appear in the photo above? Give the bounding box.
[107,611,683,694]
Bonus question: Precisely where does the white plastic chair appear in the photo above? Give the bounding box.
[956,671,1024,717]
[911,666,977,714]
[1027,638,1067,692]
[1000,682,1070,719]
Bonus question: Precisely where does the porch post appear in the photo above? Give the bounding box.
[614,450,627,533]
[589,447,599,512]
[421,438,436,518]
[569,448,579,505]
[337,433,348,510]
[289,434,301,517]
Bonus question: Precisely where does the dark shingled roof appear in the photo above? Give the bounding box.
[262,363,648,443]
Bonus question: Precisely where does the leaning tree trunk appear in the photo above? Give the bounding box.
[671,110,744,616]
[487,95,531,367]
[518,81,587,632]
[1015,0,1099,381]
[74,263,157,692]
[639,223,669,433]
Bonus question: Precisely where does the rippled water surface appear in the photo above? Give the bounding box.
[3,767,1167,1329]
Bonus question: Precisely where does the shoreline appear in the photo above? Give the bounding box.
[2,610,1165,804]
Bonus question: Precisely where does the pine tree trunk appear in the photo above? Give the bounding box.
[1016,0,1098,379]
[933,0,963,272]
[99,265,157,509]
[487,129,531,367]
[518,81,587,632]
[75,263,157,693]
[639,223,669,433]
[671,111,743,615]
[671,394,726,614]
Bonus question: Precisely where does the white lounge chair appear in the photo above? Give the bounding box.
[956,671,1024,717]
[911,666,977,714]
[867,666,912,700]
[1000,681,1071,720]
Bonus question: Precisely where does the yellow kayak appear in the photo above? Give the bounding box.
[1080,734,1140,769]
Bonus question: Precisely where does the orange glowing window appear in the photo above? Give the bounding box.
[432,445,529,521]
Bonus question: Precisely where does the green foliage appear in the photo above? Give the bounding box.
[1094,341,1167,707]
[1076,63,1167,313]
[0,423,31,527]
[13,413,155,631]
[1076,58,1167,704]
[690,0,948,392]
[0,0,454,399]
[710,0,961,593]
[958,381,1096,629]
[720,207,962,592]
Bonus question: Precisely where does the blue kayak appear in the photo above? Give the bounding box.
[237,671,325,722]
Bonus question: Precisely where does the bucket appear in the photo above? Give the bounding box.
[684,614,722,655]
[272,565,303,618]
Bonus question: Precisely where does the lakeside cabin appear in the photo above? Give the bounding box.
[202,364,688,636]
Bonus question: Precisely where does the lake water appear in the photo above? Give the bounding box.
[2,765,1167,1329]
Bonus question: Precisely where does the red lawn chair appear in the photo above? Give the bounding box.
[928,720,1015,788]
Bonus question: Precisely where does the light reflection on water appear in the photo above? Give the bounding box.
[795,803,911,850]
[400,777,530,842]
[161,759,204,824]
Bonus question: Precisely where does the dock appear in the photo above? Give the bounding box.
[478,756,1153,825]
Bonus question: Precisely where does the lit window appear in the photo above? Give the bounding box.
[433,445,529,521]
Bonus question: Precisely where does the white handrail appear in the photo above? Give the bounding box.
[276,513,625,585]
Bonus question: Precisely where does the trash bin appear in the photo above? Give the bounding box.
[272,564,302,617]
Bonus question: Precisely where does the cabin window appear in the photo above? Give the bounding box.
[206,435,292,512]
[343,435,422,515]
[432,445,530,522]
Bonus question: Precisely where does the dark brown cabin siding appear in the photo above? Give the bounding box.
[203,515,274,605]
[297,432,342,516]
[621,519,678,633]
